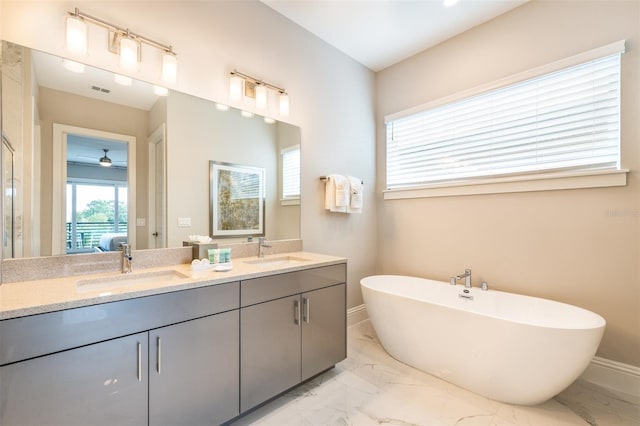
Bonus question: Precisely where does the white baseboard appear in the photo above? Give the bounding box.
[347,304,368,326]
[580,356,640,403]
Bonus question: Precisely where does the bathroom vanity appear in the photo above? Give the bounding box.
[0,252,346,426]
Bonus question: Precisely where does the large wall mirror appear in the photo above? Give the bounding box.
[0,40,301,264]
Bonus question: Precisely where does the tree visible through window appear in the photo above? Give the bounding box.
[66,181,127,253]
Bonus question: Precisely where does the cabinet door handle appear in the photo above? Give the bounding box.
[137,342,142,382]
[293,299,300,325]
[157,336,162,374]
[303,297,310,324]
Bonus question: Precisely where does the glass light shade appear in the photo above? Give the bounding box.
[119,36,139,72]
[255,84,268,109]
[279,93,290,116]
[162,52,177,84]
[66,15,87,55]
[153,85,169,96]
[229,75,243,102]
[264,117,276,124]
[240,110,254,118]
[114,74,133,86]
[62,59,85,73]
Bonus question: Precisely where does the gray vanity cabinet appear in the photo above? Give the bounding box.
[240,294,302,412]
[301,283,347,381]
[240,264,347,413]
[0,281,240,426]
[0,332,149,426]
[149,310,240,426]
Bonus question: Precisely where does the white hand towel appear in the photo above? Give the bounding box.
[324,175,347,213]
[334,175,350,207]
[348,176,363,214]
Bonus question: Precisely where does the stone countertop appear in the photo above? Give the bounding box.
[0,252,347,320]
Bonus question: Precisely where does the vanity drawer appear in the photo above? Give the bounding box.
[0,281,239,365]
[241,264,346,307]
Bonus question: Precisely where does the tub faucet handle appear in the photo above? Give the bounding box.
[481,281,489,291]
[449,277,456,285]
[454,268,472,288]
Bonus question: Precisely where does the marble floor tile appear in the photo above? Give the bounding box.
[231,320,640,426]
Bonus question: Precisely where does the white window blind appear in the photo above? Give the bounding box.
[281,145,300,199]
[386,51,622,190]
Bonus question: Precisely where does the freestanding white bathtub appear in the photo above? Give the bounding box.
[361,275,606,405]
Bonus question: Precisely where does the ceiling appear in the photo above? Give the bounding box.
[31,50,148,167]
[262,0,528,71]
[31,49,160,111]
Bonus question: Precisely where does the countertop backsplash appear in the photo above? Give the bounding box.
[1,239,303,284]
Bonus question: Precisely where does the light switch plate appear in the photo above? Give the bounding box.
[178,217,191,227]
[136,218,146,227]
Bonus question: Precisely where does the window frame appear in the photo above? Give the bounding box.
[383,40,628,200]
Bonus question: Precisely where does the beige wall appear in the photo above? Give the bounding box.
[1,1,378,309]
[37,87,150,253]
[376,0,640,367]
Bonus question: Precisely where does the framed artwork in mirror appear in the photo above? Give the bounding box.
[210,161,265,238]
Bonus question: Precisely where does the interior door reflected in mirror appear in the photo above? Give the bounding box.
[0,40,301,261]
[64,131,131,255]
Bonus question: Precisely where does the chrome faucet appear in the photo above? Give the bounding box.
[258,237,271,258]
[451,268,472,288]
[121,243,133,273]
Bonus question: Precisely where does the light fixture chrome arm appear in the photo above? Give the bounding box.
[229,69,286,94]
[68,8,176,55]
[228,69,290,115]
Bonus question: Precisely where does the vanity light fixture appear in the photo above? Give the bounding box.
[255,83,268,109]
[99,149,112,167]
[229,75,244,102]
[66,10,87,55]
[279,93,290,117]
[162,50,178,84]
[229,70,290,116]
[119,33,140,72]
[65,8,178,83]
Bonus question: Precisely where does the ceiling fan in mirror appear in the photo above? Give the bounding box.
[99,149,112,167]
[72,148,126,167]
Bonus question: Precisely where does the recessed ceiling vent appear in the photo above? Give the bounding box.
[91,85,111,94]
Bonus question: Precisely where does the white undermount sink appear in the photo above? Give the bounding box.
[243,255,310,267]
[76,269,189,293]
